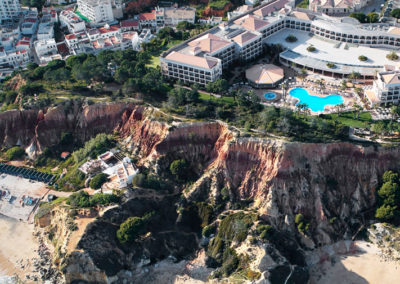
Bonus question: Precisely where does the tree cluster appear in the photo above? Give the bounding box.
[116,211,155,243]
[375,171,400,221]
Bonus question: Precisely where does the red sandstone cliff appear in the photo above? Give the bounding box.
[0,102,136,156]
[115,108,400,246]
[1,103,398,246]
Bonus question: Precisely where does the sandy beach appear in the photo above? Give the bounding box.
[310,241,400,284]
[0,215,39,280]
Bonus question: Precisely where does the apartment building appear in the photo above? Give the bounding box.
[37,15,55,40]
[0,48,30,68]
[162,7,196,26]
[60,9,87,33]
[0,0,21,23]
[65,24,141,54]
[138,11,157,29]
[77,0,115,24]
[34,38,57,58]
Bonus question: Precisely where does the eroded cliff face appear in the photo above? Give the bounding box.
[0,102,136,156]
[5,103,399,283]
[116,110,400,246]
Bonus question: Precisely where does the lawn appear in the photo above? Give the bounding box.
[148,56,160,68]
[324,111,372,128]
[146,40,183,68]
[199,92,235,104]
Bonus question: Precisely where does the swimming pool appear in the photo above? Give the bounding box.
[264,92,276,100]
[289,88,344,112]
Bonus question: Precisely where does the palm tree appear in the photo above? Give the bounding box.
[303,106,311,118]
[295,103,303,118]
[341,80,347,91]
[316,79,325,92]
[281,82,288,103]
[390,105,399,121]
[348,72,361,82]
[299,68,307,81]
[336,103,345,117]
[354,87,363,96]
[353,103,363,120]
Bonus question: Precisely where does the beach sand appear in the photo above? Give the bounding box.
[0,215,39,280]
[310,241,400,284]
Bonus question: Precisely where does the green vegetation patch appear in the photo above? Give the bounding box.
[375,170,400,222]
[6,146,25,160]
[66,191,119,208]
[72,133,115,163]
[89,173,108,189]
[208,0,230,10]
[217,212,257,243]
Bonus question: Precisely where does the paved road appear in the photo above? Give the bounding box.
[358,0,385,14]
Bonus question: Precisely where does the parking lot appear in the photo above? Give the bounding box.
[0,174,48,221]
[0,164,55,184]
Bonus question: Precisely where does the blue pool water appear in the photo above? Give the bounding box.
[264,92,276,100]
[289,88,344,112]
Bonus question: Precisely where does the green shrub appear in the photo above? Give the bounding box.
[294,213,310,233]
[383,170,399,184]
[6,146,25,160]
[217,212,256,243]
[387,52,399,61]
[285,34,297,42]
[89,173,108,189]
[58,168,86,191]
[257,224,273,240]
[376,204,397,220]
[67,191,91,207]
[326,62,336,68]
[358,55,368,61]
[202,224,216,237]
[169,159,188,180]
[306,45,316,52]
[295,213,304,224]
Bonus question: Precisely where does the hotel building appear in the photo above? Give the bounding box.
[161,0,400,85]
[371,70,400,105]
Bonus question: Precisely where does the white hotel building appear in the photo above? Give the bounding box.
[161,0,400,87]
[0,0,21,23]
[371,69,400,105]
[77,0,114,24]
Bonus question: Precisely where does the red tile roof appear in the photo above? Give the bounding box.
[98,25,120,34]
[65,34,77,40]
[139,11,156,21]
[121,20,139,28]
[57,43,69,56]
